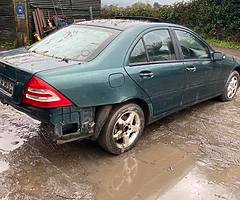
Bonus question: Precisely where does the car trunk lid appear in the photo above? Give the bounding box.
[0,48,78,104]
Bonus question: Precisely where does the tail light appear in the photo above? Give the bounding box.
[23,76,73,108]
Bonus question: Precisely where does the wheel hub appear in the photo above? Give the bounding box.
[113,111,141,149]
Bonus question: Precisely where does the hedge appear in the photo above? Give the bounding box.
[101,0,240,42]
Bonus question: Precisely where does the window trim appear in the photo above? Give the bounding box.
[128,38,149,65]
[142,37,150,62]
[129,59,186,67]
[173,28,213,62]
[127,28,181,67]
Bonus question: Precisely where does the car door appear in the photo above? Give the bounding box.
[173,29,223,105]
[125,29,186,117]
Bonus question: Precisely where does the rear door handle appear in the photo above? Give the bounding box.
[139,71,154,78]
[186,66,197,72]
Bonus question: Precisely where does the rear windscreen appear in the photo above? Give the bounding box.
[29,25,120,62]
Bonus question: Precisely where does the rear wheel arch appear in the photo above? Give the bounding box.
[92,98,151,140]
[121,98,151,125]
[233,66,240,76]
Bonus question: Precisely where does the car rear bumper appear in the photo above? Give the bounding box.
[0,96,96,143]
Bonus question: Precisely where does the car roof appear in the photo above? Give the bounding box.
[76,19,185,31]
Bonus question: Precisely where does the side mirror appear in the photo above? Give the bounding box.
[212,51,225,61]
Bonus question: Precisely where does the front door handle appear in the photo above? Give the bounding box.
[186,66,197,72]
[139,71,154,78]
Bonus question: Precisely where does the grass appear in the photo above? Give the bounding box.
[206,38,240,50]
[0,40,16,50]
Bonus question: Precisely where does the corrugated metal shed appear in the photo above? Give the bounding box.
[0,0,16,41]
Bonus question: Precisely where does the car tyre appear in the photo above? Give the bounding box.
[98,103,145,155]
[220,70,239,101]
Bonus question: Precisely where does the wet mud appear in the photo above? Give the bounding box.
[0,48,240,200]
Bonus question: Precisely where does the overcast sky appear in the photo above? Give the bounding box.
[102,0,183,6]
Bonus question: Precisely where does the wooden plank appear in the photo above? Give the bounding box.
[32,11,40,36]
[40,9,47,28]
[36,8,44,31]
[35,9,44,36]
[0,5,13,16]
[0,0,15,40]
[0,0,12,5]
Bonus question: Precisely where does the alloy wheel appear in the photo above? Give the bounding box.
[113,111,141,149]
[227,76,239,99]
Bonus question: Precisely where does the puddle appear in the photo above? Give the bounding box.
[159,167,238,200]
[87,144,194,200]
[0,160,9,173]
[85,143,240,200]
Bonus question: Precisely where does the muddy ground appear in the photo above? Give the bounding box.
[0,48,240,200]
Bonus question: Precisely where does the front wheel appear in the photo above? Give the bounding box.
[220,70,239,101]
[98,103,145,155]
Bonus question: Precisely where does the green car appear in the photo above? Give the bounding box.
[0,20,239,154]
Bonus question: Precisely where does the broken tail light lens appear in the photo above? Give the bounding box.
[23,76,73,108]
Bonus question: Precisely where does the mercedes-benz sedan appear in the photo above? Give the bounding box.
[0,20,239,154]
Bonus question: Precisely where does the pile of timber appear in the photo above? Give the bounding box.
[32,8,68,40]
[32,8,56,39]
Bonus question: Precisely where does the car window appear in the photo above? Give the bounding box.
[143,30,176,62]
[129,39,148,64]
[175,30,210,60]
[29,25,120,62]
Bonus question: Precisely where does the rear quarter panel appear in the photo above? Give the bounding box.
[35,27,152,109]
[37,64,150,108]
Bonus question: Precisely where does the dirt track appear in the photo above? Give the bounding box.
[0,48,240,200]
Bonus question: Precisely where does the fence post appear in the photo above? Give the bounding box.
[13,0,30,46]
[89,6,93,20]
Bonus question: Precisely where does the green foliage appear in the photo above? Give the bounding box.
[101,0,240,43]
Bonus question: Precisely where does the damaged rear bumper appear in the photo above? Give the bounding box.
[0,97,96,143]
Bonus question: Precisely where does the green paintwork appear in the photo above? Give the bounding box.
[0,20,240,141]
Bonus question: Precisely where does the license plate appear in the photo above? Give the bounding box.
[0,76,14,96]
